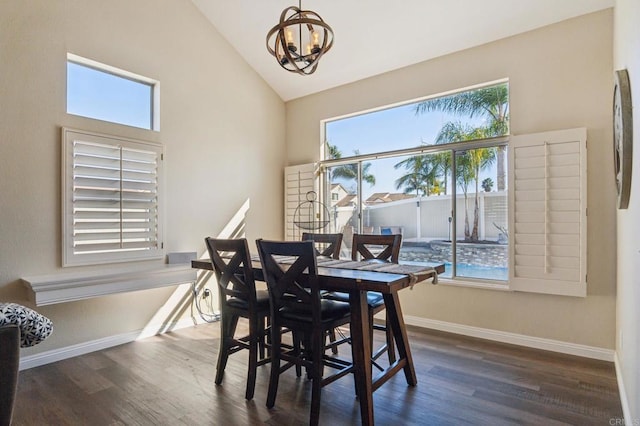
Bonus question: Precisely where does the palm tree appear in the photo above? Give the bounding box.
[429,179,444,196]
[393,154,439,196]
[431,151,452,194]
[453,151,476,240]
[414,84,509,190]
[481,178,494,192]
[435,122,496,240]
[326,143,376,186]
[467,144,496,239]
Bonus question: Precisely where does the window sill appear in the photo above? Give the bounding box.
[436,277,511,291]
[22,264,197,306]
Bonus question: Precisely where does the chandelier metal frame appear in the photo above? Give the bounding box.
[266,1,334,75]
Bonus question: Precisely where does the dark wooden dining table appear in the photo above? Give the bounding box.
[192,255,444,425]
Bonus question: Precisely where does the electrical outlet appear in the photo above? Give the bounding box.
[203,288,211,298]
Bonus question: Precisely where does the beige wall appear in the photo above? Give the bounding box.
[614,0,640,420]
[286,10,616,349]
[0,0,285,355]
[1,2,628,403]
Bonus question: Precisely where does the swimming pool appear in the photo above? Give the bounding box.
[400,259,508,281]
[441,262,508,281]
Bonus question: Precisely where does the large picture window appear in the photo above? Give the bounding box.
[62,128,164,266]
[321,82,510,283]
[285,81,586,295]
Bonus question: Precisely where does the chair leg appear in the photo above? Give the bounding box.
[386,320,396,363]
[370,308,397,365]
[245,315,259,400]
[266,323,282,409]
[215,312,238,385]
[327,328,338,355]
[303,333,314,380]
[258,316,266,360]
[293,331,302,377]
[309,328,324,426]
[368,308,375,356]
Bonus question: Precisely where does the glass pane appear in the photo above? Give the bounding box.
[358,154,453,270]
[325,82,509,158]
[326,163,359,259]
[323,81,510,282]
[67,61,153,129]
[325,153,457,269]
[453,146,508,280]
[326,104,436,157]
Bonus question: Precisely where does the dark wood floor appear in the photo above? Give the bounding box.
[12,322,622,425]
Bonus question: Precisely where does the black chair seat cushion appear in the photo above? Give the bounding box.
[226,290,270,309]
[280,299,351,323]
[323,291,384,308]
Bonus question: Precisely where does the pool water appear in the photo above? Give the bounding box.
[399,243,508,281]
[401,260,508,281]
[441,262,508,281]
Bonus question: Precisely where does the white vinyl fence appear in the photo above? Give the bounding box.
[331,191,508,242]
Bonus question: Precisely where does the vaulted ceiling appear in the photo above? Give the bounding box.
[191,0,613,101]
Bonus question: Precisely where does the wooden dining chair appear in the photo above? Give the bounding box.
[256,239,353,426]
[355,233,402,363]
[301,232,346,354]
[204,237,271,400]
[301,232,343,259]
[327,233,403,366]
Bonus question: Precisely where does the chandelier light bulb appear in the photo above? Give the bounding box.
[286,28,295,50]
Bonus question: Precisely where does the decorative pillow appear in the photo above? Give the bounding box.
[0,303,53,347]
[380,227,392,235]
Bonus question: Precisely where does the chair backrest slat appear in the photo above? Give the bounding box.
[205,237,258,307]
[351,233,402,263]
[256,239,320,321]
[301,232,343,259]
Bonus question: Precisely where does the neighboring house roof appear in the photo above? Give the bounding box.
[331,183,348,192]
[335,194,357,207]
[365,192,416,204]
[333,191,415,207]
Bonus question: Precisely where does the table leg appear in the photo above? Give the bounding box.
[383,292,417,386]
[350,289,374,425]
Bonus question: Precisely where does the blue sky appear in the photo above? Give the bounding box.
[325,103,452,157]
[67,62,152,129]
[325,102,496,198]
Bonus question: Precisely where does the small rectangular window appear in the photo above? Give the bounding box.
[62,128,164,266]
[66,53,159,130]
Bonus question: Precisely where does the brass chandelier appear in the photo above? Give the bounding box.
[266,1,334,76]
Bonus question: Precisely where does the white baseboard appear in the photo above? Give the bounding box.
[404,315,615,361]
[19,314,615,370]
[19,317,203,371]
[614,352,633,425]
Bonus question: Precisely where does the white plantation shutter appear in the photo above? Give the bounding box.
[508,128,587,297]
[284,163,319,241]
[62,128,164,266]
